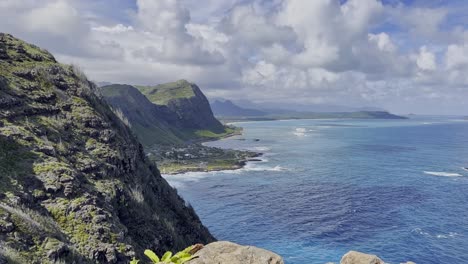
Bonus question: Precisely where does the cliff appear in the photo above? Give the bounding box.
[100,84,185,146]
[0,33,214,263]
[136,80,225,134]
[102,82,235,146]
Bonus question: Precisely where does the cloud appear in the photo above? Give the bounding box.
[415,46,437,71]
[1,0,466,114]
[446,44,468,70]
[132,0,225,65]
[92,24,134,34]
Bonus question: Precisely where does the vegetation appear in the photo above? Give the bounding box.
[136,80,196,106]
[0,33,214,263]
[194,126,240,139]
[141,245,196,264]
[148,143,260,174]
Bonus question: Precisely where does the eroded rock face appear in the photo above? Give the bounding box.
[188,241,284,264]
[340,251,384,264]
[0,33,214,263]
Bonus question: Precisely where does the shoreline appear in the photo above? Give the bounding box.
[160,153,263,175]
[155,125,264,175]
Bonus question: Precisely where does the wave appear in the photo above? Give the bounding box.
[412,228,460,239]
[436,232,460,239]
[293,127,308,136]
[424,171,463,177]
[250,146,271,152]
[243,164,286,172]
[163,158,287,188]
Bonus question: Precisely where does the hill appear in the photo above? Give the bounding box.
[100,84,185,146]
[211,100,267,117]
[136,80,225,135]
[0,33,214,263]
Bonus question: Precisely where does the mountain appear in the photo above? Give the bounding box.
[224,99,388,114]
[101,84,185,146]
[273,111,408,119]
[211,100,267,117]
[136,80,225,134]
[0,33,214,263]
[101,82,236,146]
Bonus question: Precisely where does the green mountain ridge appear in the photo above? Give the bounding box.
[101,81,235,147]
[135,80,225,134]
[0,33,214,263]
[100,84,185,146]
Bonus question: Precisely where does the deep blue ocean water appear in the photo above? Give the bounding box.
[164,117,468,264]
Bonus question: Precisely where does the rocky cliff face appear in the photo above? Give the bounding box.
[0,33,214,263]
[102,82,230,147]
[137,80,225,133]
[100,84,185,146]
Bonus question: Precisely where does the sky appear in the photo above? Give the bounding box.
[1,0,467,114]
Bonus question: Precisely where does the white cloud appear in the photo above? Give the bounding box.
[368,33,396,53]
[396,7,448,37]
[0,0,466,114]
[446,44,468,70]
[20,0,84,37]
[92,24,134,34]
[416,46,437,71]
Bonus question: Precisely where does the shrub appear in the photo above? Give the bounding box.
[132,245,197,264]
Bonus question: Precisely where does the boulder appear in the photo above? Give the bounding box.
[340,251,384,264]
[188,241,284,264]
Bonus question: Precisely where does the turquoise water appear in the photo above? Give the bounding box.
[164,117,468,264]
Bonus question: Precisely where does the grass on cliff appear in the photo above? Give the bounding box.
[193,126,240,139]
[136,80,195,105]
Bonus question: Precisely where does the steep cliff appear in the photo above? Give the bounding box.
[100,84,185,146]
[0,33,214,264]
[136,80,225,134]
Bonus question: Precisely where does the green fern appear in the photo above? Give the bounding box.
[137,245,196,264]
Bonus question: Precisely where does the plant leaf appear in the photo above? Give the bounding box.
[181,245,194,254]
[179,255,196,263]
[130,257,140,264]
[161,251,173,262]
[144,250,160,263]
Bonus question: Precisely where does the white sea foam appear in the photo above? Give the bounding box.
[295,128,307,133]
[412,228,460,239]
[251,146,271,152]
[243,164,286,172]
[293,127,307,136]
[424,171,463,177]
[436,232,460,239]
[163,157,287,188]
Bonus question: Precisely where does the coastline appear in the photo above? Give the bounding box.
[159,153,263,175]
[151,125,264,175]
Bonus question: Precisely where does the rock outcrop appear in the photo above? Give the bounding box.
[0,33,214,263]
[188,241,284,264]
[340,251,384,264]
[339,251,416,264]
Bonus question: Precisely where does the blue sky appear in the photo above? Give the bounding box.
[1,0,467,114]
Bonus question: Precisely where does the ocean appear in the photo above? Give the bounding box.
[163,117,468,264]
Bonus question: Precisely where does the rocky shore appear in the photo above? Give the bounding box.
[181,242,416,264]
[147,142,261,175]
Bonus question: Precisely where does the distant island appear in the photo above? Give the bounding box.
[210,99,407,122]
